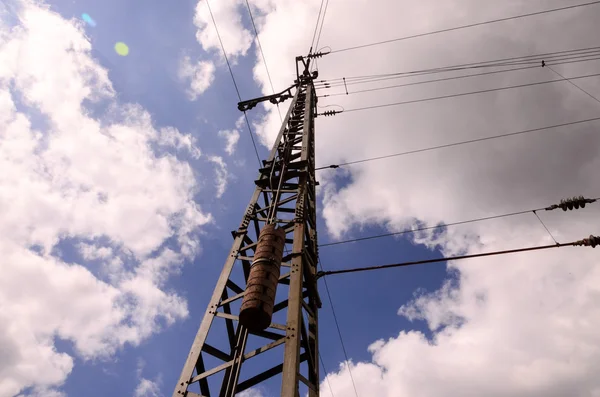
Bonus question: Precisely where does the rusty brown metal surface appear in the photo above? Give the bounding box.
[239,224,286,331]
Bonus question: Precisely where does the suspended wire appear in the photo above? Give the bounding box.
[329,1,600,54]
[310,0,326,52]
[321,210,533,248]
[340,71,600,114]
[318,238,598,278]
[309,0,330,73]
[319,352,336,397]
[319,259,360,397]
[245,0,283,122]
[314,0,330,54]
[318,59,596,88]
[320,196,600,248]
[317,53,600,95]
[533,210,559,245]
[546,65,600,105]
[315,117,600,171]
[206,0,261,165]
[321,65,537,97]
[317,46,600,86]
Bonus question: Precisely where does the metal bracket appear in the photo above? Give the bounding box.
[238,85,297,112]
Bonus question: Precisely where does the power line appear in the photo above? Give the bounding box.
[319,352,336,397]
[319,259,359,397]
[318,54,600,95]
[329,1,600,54]
[321,65,537,97]
[319,196,599,248]
[546,65,600,105]
[310,0,326,52]
[533,210,559,245]
[317,236,600,278]
[321,210,533,248]
[245,0,282,122]
[315,117,600,170]
[341,71,600,114]
[315,0,330,53]
[206,0,261,165]
[317,47,600,87]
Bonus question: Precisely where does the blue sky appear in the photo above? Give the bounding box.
[13,0,447,395]
[4,1,600,396]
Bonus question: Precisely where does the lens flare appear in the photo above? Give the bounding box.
[81,13,96,27]
[114,42,129,56]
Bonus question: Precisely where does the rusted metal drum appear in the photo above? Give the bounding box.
[239,224,286,331]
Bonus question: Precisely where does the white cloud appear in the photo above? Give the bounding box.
[236,388,266,397]
[0,2,211,396]
[157,125,203,158]
[17,388,66,397]
[134,379,162,397]
[134,359,162,397]
[178,55,215,100]
[218,115,243,155]
[241,0,600,395]
[193,0,252,61]
[208,155,229,198]
[79,243,114,260]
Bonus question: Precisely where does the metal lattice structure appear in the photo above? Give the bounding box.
[173,63,321,397]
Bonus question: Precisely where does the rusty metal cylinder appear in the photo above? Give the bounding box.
[239,224,286,331]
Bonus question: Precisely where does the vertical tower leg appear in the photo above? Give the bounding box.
[172,79,320,397]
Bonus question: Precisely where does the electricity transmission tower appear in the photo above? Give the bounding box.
[173,56,322,397]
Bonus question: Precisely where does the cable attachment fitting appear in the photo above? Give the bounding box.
[316,110,342,117]
[307,49,331,59]
[545,196,597,211]
[573,235,600,248]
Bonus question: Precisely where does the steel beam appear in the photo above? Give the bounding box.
[172,76,319,397]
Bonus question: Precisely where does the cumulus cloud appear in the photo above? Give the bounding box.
[218,115,243,155]
[178,55,215,100]
[0,2,211,395]
[224,0,600,395]
[134,360,163,397]
[236,388,266,397]
[193,0,252,61]
[208,155,229,198]
[17,388,66,397]
[134,379,162,397]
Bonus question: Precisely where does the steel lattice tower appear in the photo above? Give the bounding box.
[173,58,321,397]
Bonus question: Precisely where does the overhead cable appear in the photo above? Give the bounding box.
[245,0,282,122]
[317,46,600,86]
[310,0,326,53]
[319,352,336,397]
[319,197,599,248]
[321,65,538,97]
[546,65,600,105]
[338,71,600,114]
[318,54,600,96]
[206,0,261,165]
[317,235,600,278]
[314,0,330,54]
[533,210,559,245]
[319,259,360,397]
[315,117,600,171]
[329,1,600,54]
[310,0,330,73]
